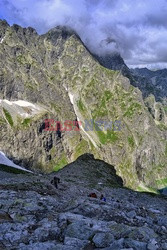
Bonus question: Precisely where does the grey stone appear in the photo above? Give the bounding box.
[109,238,124,250]
[126,227,158,242]
[109,223,132,238]
[50,244,77,250]
[148,209,161,214]
[147,239,159,250]
[64,237,90,248]
[93,232,114,248]
[121,249,134,250]
[124,239,147,250]
[65,221,94,240]
[157,217,167,227]
[161,243,167,250]
[4,230,23,243]
[19,242,58,250]
[34,227,49,242]
[127,211,136,218]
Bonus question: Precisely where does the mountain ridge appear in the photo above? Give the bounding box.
[0,19,166,190]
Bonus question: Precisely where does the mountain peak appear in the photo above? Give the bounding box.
[95,52,128,71]
[45,25,78,41]
[0,19,9,27]
[0,19,9,39]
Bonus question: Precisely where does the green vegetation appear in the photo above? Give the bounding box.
[128,136,135,148]
[136,132,144,146]
[3,108,13,126]
[97,130,119,144]
[89,140,100,158]
[16,55,25,64]
[96,131,106,144]
[50,76,55,81]
[25,81,37,90]
[82,67,89,74]
[156,164,165,173]
[74,139,89,159]
[128,97,133,102]
[164,106,167,113]
[137,185,158,194]
[104,90,113,101]
[77,99,86,113]
[51,103,61,113]
[0,116,6,124]
[92,97,108,119]
[87,78,97,88]
[120,101,126,111]
[157,123,167,131]
[73,75,82,83]
[124,103,142,118]
[145,164,165,180]
[83,77,99,99]
[16,54,34,66]
[53,154,68,172]
[21,118,31,127]
[165,143,167,157]
[156,178,167,187]
[118,159,136,187]
[102,67,116,78]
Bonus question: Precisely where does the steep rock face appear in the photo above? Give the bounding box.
[98,54,167,124]
[130,68,167,140]
[0,20,166,189]
[52,32,166,189]
[95,52,130,76]
[0,23,85,171]
[131,67,167,105]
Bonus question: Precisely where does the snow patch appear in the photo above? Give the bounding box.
[80,123,98,148]
[68,93,74,105]
[0,151,32,173]
[68,92,98,148]
[0,37,4,44]
[1,99,12,105]
[64,85,68,91]
[0,99,42,109]
[14,100,37,108]
[0,99,44,118]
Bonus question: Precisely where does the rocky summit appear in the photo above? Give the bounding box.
[0,20,166,191]
[0,154,167,250]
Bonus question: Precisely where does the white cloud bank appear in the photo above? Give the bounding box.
[1,0,167,68]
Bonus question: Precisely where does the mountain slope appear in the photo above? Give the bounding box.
[0,154,167,249]
[0,20,166,190]
[131,67,167,105]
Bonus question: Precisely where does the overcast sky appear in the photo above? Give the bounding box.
[0,0,167,69]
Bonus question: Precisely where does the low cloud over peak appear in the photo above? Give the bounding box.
[1,0,167,69]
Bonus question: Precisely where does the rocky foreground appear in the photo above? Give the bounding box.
[0,154,167,250]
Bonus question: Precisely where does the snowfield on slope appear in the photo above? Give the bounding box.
[0,151,32,173]
[0,99,45,118]
[68,92,98,148]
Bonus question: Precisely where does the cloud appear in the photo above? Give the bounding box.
[0,0,167,68]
